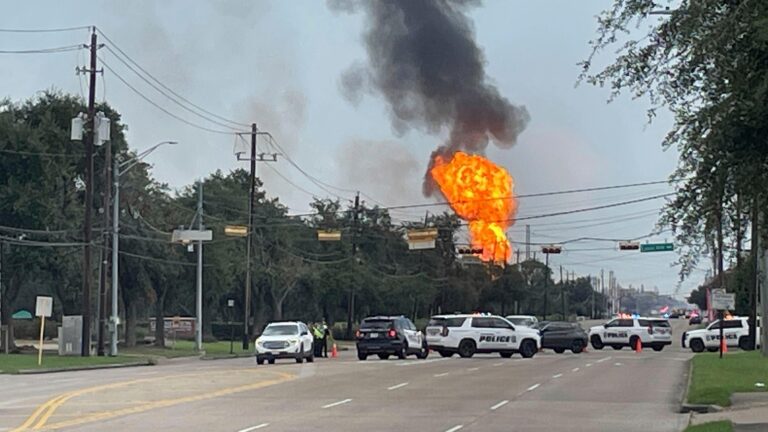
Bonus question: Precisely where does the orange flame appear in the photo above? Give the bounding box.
[430,151,517,262]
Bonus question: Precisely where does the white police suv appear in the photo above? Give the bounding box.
[682,317,762,352]
[425,314,541,358]
[589,317,672,351]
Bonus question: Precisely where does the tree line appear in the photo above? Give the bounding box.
[0,92,608,351]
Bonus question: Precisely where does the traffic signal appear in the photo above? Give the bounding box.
[457,247,484,255]
[541,245,562,254]
[618,241,640,250]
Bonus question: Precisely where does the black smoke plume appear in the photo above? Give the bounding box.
[329,0,530,195]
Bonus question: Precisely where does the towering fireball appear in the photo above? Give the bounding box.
[430,152,517,263]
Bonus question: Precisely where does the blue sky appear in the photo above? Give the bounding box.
[1,1,703,299]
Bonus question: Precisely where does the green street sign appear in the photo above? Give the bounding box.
[640,243,674,253]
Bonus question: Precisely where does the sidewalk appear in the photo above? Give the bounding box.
[690,393,768,431]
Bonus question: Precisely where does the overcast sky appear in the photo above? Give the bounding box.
[1,1,704,299]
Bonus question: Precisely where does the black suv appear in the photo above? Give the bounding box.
[537,321,588,354]
[355,316,429,360]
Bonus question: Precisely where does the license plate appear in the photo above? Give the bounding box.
[370,332,379,338]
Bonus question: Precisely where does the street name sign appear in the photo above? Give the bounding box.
[640,243,674,253]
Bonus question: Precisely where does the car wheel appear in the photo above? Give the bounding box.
[438,350,454,358]
[690,338,705,353]
[268,358,275,365]
[416,342,429,359]
[307,350,314,363]
[499,352,513,358]
[611,345,623,350]
[520,339,536,359]
[458,339,476,358]
[377,353,390,360]
[739,336,753,351]
[397,342,408,360]
[571,340,584,354]
[590,335,604,350]
[553,348,565,354]
[295,345,305,363]
[256,357,265,365]
[652,344,664,352]
[357,352,368,361]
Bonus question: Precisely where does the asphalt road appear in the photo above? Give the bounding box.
[0,319,695,432]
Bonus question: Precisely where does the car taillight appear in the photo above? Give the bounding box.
[441,326,449,337]
[388,329,397,338]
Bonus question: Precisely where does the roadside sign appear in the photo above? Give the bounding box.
[712,291,735,310]
[35,296,52,318]
[640,243,674,253]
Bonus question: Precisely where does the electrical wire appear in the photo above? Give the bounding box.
[0,44,85,54]
[99,58,238,135]
[96,28,250,129]
[0,26,91,33]
[0,148,81,158]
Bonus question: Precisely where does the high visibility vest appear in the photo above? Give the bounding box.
[313,327,324,339]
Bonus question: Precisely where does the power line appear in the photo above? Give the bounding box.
[0,148,81,158]
[96,28,250,129]
[100,58,237,135]
[0,234,85,247]
[261,160,320,198]
[0,44,85,54]
[102,45,245,131]
[0,26,91,33]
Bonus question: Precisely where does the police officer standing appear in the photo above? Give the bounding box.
[312,323,324,357]
[322,321,330,358]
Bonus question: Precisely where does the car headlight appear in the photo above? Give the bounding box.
[256,339,263,346]
[287,339,298,345]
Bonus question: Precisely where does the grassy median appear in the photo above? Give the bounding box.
[688,351,768,406]
[0,353,145,374]
[684,421,733,432]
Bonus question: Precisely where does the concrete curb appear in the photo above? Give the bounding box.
[15,359,154,375]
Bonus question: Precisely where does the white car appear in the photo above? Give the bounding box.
[255,321,315,365]
[588,317,672,351]
[425,314,541,358]
[505,315,539,328]
[682,317,762,352]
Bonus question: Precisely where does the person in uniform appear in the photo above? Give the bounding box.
[322,321,330,358]
[312,323,324,357]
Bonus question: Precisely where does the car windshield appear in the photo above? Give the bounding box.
[508,317,536,326]
[361,319,393,330]
[262,324,298,336]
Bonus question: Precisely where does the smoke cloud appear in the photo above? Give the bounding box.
[330,0,530,195]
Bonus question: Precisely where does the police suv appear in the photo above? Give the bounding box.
[588,317,672,351]
[682,317,762,352]
[425,314,541,358]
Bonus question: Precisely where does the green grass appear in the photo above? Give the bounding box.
[0,353,144,374]
[688,351,768,406]
[684,421,733,432]
[121,340,252,359]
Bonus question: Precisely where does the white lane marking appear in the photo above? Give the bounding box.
[552,373,563,379]
[614,362,623,366]
[395,358,448,367]
[490,400,509,411]
[585,363,593,367]
[492,362,504,367]
[445,425,464,432]
[526,383,541,392]
[322,399,352,409]
[434,372,450,377]
[596,356,612,363]
[467,367,479,372]
[571,367,580,372]
[238,424,269,432]
[387,382,409,391]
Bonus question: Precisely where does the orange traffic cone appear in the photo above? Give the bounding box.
[635,338,642,353]
[331,343,338,358]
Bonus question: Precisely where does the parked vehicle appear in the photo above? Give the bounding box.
[588,317,672,351]
[355,316,428,360]
[426,314,541,359]
[538,321,588,354]
[682,317,762,352]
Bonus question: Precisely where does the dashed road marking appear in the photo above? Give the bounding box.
[322,399,352,409]
[585,363,593,367]
[552,373,563,379]
[571,367,580,372]
[238,424,269,432]
[492,362,504,367]
[445,425,464,432]
[596,356,612,363]
[434,372,450,377]
[614,362,623,366]
[526,383,540,392]
[490,400,509,411]
[467,367,479,372]
[387,382,409,391]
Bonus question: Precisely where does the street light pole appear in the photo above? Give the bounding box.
[109,141,177,356]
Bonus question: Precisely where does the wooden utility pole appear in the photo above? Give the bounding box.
[81,28,99,357]
[346,192,360,339]
[243,123,257,350]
